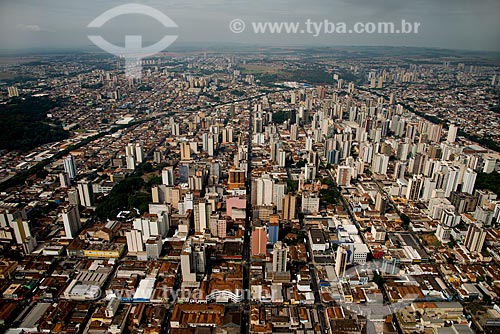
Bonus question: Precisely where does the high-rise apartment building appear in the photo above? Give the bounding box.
[336,166,352,186]
[461,168,477,195]
[272,241,288,273]
[63,155,77,180]
[180,142,191,161]
[335,246,348,278]
[282,194,296,221]
[464,223,486,253]
[126,229,144,253]
[62,205,81,239]
[162,166,174,186]
[251,227,267,256]
[77,181,94,207]
[447,124,458,143]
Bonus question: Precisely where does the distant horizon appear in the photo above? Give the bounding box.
[1,43,500,57]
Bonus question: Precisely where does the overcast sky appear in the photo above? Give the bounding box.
[1,0,500,52]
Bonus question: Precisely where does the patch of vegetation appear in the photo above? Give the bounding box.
[272,110,289,124]
[447,236,458,248]
[251,67,332,85]
[295,160,307,168]
[373,272,386,289]
[336,68,365,86]
[95,176,150,219]
[400,213,411,230]
[286,179,299,193]
[0,96,69,151]
[280,225,305,246]
[475,172,500,196]
[146,175,162,187]
[81,82,103,89]
[320,178,342,204]
[230,89,245,96]
[489,105,500,114]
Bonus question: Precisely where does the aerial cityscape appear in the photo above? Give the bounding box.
[1,2,500,334]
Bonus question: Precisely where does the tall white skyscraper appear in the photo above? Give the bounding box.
[272,241,288,273]
[9,219,31,244]
[126,143,136,158]
[194,201,211,233]
[145,235,163,259]
[336,166,352,186]
[59,173,70,188]
[301,193,320,214]
[444,166,460,197]
[290,124,298,141]
[277,149,286,168]
[133,216,168,241]
[335,247,348,278]
[126,229,144,253]
[461,168,477,195]
[435,209,460,242]
[172,123,180,136]
[304,163,317,181]
[207,134,214,156]
[202,133,209,151]
[162,166,174,186]
[305,137,313,151]
[126,156,136,170]
[464,223,486,253]
[372,153,389,175]
[397,142,410,161]
[7,86,19,98]
[447,124,458,143]
[63,155,77,180]
[273,183,286,212]
[254,175,274,206]
[180,238,206,285]
[180,142,191,161]
[77,181,94,207]
[135,143,144,163]
[126,143,136,169]
[62,205,81,239]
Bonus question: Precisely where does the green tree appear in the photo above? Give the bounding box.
[475,172,500,196]
[400,213,411,230]
[95,176,147,219]
[143,162,153,173]
[0,96,69,151]
[272,111,288,124]
[286,179,298,192]
[373,272,385,289]
[296,160,307,168]
[147,175,162,187]
[447,236,457,248]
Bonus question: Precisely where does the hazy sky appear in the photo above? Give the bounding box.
[1,0,500,52]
